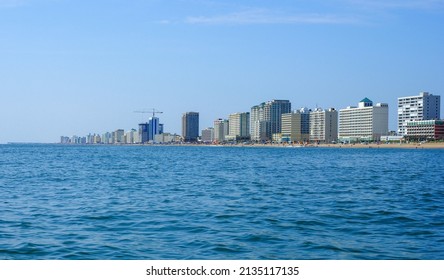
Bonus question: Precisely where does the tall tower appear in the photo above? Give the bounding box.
[182,112,199,142]
[250,99,291,142]
[228,112,250,141]
[148,117,159,141]
[214,118,229,143]
[265,100,291,138]
[250,103,267,142]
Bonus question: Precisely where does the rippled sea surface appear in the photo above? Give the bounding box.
[0,144,443,259]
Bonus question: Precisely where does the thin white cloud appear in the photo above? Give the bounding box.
[186,9,358,25]
[184,1,444,26]
[346,0,444,10]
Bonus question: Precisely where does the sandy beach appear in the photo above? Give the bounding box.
[274,142,444,149]
[193,142,444,149]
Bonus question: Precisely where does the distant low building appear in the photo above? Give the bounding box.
[154,133,178,143]
[60,136,70,144]
[405,120,444,141]
[272,133,282,143]
[380,135,404,142]
[67,135,86,144]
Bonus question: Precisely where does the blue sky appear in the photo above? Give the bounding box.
[1,0,443,143]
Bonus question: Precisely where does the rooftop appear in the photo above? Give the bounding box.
[360,97,373,103]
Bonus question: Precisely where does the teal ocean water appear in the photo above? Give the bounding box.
[0,144,443,259]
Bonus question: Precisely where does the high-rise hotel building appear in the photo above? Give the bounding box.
[250,103,267,142]
[201,127,214,143]
[339,98,388,142]
[227,112,250,141]
[182,112,199,142]
[250,100,291,142]
[398,92,440,135]
[214,118,229,143]
[310,108,338,143]
[281,108,310,143]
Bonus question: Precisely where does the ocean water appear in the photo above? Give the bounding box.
[0,144,443,260]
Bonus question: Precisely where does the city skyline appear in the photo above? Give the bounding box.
[1,0,444,143]
[59,93,442,144]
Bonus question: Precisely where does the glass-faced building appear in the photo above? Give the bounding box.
[250,99,291,142]
[182,112,199,142]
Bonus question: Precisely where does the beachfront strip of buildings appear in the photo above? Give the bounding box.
[61,92,442,144]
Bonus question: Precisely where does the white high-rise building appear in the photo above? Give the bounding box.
[339,98,388,142]
[398,92,441,135]
[227,112,250,141]
[102,132,112,144]
[124,129,138,144]
[201,127,215,143]
[310,108,338,143]
[214,119,229,143]
[250,103,267,142]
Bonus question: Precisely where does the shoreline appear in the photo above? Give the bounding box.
[205,142,444,149]
[306,142,444,149]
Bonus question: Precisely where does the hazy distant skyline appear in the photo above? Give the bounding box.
[1,0,443,143]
